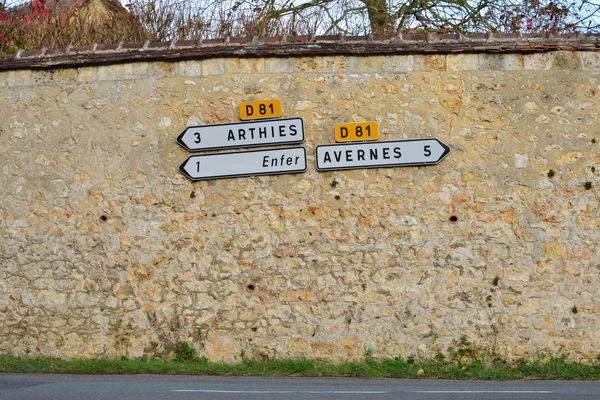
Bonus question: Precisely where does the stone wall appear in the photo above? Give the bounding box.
[1,44,599,362]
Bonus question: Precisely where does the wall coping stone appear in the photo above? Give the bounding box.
[0,33,599,71]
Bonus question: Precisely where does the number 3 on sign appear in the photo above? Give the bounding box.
[335,122,379,143]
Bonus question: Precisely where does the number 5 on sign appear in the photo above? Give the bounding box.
[335,121,379,143]
[239,100,282,120]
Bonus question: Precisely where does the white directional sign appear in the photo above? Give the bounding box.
[177,118,304,152]
[315,138,450,172]
[180,147,307,181]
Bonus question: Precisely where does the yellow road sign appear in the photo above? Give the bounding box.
[240,100,282,120]
[335,121,379,142]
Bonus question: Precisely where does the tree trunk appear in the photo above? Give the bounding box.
[361,0,394,34]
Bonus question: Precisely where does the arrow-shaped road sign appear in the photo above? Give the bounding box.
[179,147,307,181]
[177,118,304,152]
[315,138,450,172]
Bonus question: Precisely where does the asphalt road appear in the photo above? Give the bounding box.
[1,373,600,400]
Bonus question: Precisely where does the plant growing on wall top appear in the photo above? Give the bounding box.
[1,0,600,51]
[0,0,147,51]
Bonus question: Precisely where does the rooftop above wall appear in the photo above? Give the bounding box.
[1,32,599,71]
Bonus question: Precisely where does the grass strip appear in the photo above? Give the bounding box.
[1,355,600,380]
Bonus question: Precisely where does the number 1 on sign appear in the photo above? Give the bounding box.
[196,161,200,172]
[259,103,274,115]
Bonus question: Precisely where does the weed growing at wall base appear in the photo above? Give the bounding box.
[1,355,600,380]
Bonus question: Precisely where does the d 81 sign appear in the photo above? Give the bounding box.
[240,100,282,120]
[335,122,379,142]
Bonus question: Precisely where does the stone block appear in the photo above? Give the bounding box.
[280,289,317,302]
[98,64,125,81]
[514,154,528,169]
[545,242,565,259]
[288,337,309,353]
[414,54,446,71]
[48,68,76,84]
[323,56,350,72]
[339,336,358,355]
[580,52,600,70]
[76,67,98,82]
[206,333,236,362]
[505,54,524,70]
[202,58,226,75]
[124,63,149,79]
[149,62,178,78]
[478,54,504,70]
[178,60,203,77]
[294,100,318,111]
[385,55,414,72]
[311,341,337,355]
[265,57,298,73]
[349,56,385,72]
[31,70,58,85]
[524,53,552,70]
[7,70,34,87]
[297,57,322,72]
[551,51,581,70]
[446,54,478,71]
[37,290,66,310]
[225,58,265,74]
[358,292,386,302]
[238,311,253,321]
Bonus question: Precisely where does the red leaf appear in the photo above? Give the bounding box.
[30,0,48,17]
[31,1,41,17]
